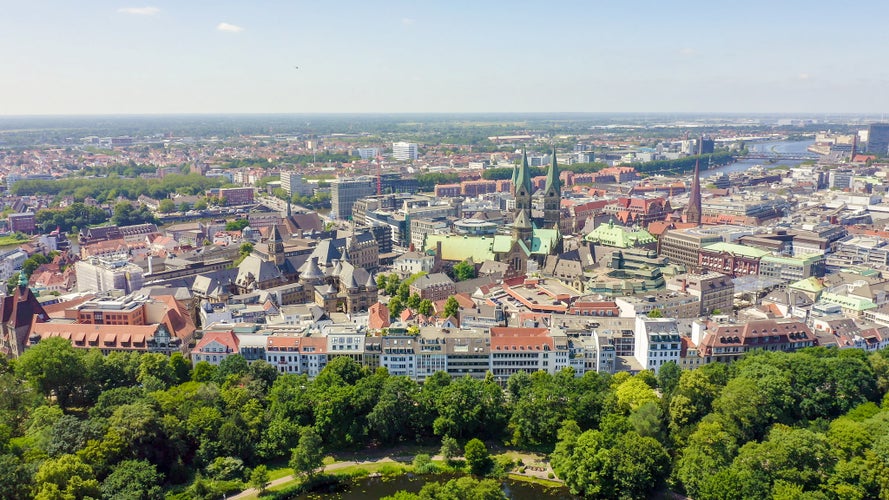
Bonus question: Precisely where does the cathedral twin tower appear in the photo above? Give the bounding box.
[510,147,561,246]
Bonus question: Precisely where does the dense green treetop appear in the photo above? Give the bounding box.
[0,344,887,498]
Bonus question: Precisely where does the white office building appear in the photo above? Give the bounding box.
[393,142,419,161]
[75,257,145,294]
[357,147,380,160]
[281,171,313,196]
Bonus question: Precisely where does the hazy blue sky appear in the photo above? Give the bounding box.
[2,0,888,115]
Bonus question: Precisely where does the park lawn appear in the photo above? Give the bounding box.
[327,461,410,477]
[260,461,412,495]
[0,235,29,248]
[507,473,563,487]
[267,464,293,481]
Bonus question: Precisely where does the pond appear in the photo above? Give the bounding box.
[292,473,577,499]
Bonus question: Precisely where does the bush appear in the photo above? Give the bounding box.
[547,472,555,479]
[412,454,440,475]
[171,476,244,500]
[205,456,246,481]
[491,456,515,478]
[378,463,408,477]
[259,475,345,499]
[464,439,492,476]
[343,468,369,478]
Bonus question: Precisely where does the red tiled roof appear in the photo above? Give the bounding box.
[298,336,327,354]
[490,327,553,351]
[31,321,157,350]
[193,330,239,353]
[155,295,197,341]
[454,293,475,309]
[267,336,301,349]
[368,302,391,330]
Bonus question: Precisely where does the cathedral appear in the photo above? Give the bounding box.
[425,148,563,277]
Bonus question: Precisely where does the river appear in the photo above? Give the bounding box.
[704,139,815,178]
[292,473,576,499]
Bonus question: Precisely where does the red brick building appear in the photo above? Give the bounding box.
[218,187,255,206]
[8,212,36,234]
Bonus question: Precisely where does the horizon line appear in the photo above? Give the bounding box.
[0,111,886,119]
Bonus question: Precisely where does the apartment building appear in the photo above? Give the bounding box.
[633,316,682,374]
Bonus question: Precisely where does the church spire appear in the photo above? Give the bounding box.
[515,148,532,196]
[544,146,561,229]
[686,136,703,226]
[545,147,560,194]
[514,147,533,220]
[510,158,519,195]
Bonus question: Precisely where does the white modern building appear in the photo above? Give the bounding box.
[0,249,27,281]
[393,142,419,161]
[357,147,380,160]
[75,257,145,294]
[633,316,681,374]
[281,170,313,197]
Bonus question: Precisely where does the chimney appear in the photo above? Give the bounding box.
[680,278,687,293]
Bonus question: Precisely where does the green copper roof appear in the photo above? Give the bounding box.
[761,254,822,266]
[492,234,513,253]
[789,277,824,293]
[515,148,532,195]
[518,239,531,256]
[701,242,771,259]
[531,228,560,255]
[545,147,560,194]
[584,220,656,248]
[820,292,877,312]
[424,234,495,262]
[425,228,560,262]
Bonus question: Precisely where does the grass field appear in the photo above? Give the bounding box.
[0,235,29,248]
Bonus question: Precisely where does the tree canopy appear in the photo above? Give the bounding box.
[2,342,888,498]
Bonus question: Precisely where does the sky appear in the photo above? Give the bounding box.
[2,0,889,115]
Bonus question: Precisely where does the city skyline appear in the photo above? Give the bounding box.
[3,0,889,115]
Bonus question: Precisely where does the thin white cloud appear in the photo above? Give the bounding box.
[798,73,811,80]
[678,47,697,56]
[217,22,245,33]
[118,6,160,16]
[401,18,415,26]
